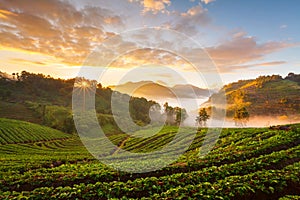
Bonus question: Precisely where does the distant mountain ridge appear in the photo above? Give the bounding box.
[203,72,300,119]
[108,81,212,100]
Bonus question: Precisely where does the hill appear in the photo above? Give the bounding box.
[203,73,300,120]
[0,118,70,145]
[108,81,210,100]
[0,71,159,133]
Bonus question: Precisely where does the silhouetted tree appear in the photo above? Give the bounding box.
[164,102,174,125]
[174,107,188,126]
[234,107,250,127]
[196,108,210,127]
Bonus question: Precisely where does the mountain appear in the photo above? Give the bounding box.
[108,81,211,100]
[202,72,300,119]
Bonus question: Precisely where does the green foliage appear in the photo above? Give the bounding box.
[196,108,210,127]
[174,107,188,126]
[279,195,300,200]
[129,97,157,125]
[44,105,75,133]
[233,107,250,127]
[163,102,187,126]
[163,102,174,125]
[0,118,70,144]
[0,71,159,132]
[255,74,283,88]
[0,121,299,199]
[285,72,300,84]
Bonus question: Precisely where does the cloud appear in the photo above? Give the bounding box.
[0,9,17,19]
[171,5,210,35]
[129,0,171,14]
[7,12,59,38]
[85,29,294,75]
[221,61,287,72]
[110,48,186,68]
[143,0,171,13]
[255,61,286,66]
[10,58,47,66]
[232,31,247,38]
[280,24,288,29]
[0,0,212,68]
[0,0,122,65]
[201,0,216,4]
[206,33,297,71]
[0,46,62,69]
[181,5,206,17]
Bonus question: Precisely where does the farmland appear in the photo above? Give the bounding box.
[0,118,299,199]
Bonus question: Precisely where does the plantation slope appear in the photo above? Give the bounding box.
[0,126,299,199]
[0,118,71,144]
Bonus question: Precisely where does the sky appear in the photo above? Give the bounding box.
[0,0,299,88]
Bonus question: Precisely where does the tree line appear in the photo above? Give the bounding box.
[195,106,249,128]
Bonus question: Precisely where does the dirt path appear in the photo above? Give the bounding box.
[112,136,130,155]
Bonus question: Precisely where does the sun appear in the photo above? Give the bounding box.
[74,79,94,111]
[74,79,92,91]
[81,81,88,87]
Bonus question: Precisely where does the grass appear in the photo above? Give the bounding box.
[0,101,42,124]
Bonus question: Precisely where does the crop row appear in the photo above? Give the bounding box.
[1,143,299,194]
[0,119,70,145]
[0,128,298,186]
[1,161,299,199]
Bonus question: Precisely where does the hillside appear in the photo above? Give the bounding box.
[0,118,70,144]
[0,123,299,199]
[0,71,159,133]
[204,73,300,119]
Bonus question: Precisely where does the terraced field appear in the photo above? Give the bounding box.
[0,118,70,144]
[0,119,299,199]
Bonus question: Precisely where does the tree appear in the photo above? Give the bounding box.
[164,102,174,125]
[163,103,188,126]
[234,107,249,127]
[16,72,21,81]
[149,103,162,123]
[174,107,188,126]
[196,108,210,127]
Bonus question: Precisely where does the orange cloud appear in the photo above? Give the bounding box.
[144,0,171,13]
[130,0,171,14]
[181,5,206,17]
[201,0,215,4]
[0,9,17,19]
[0,1,121,66]
[206,34,298,71]
[0,46,64,66]
[256,61,286,66]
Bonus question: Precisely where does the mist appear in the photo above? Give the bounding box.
[183,115,300,128]
[147,96,300,128]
